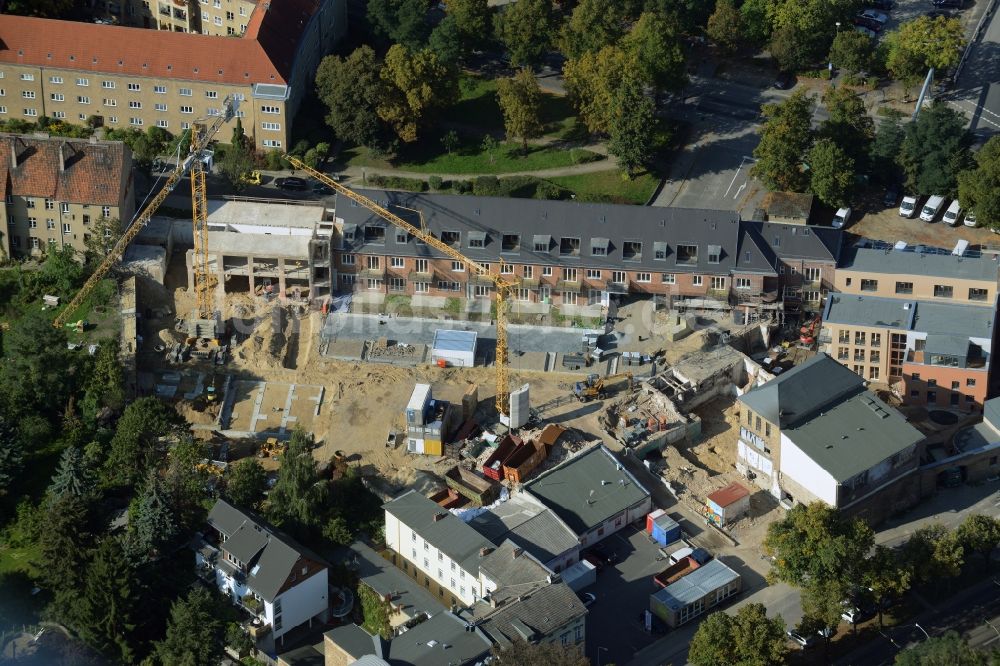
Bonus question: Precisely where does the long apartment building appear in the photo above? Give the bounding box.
[0,133,134,258]
[91,0,260,36]
[0,0,347,150]
[820,243,999,411]
[332,191,842,315]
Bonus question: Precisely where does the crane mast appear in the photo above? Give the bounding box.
[283,156,519,416]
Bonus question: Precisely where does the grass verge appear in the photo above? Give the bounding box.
[547,170,660,205]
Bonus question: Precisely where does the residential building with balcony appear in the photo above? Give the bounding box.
[0,133,134,258]
[91,0,259,36]
[821,295,994,411]
[0,0,347,150]
[737,354,924,522]
[195,500,330,646]
[331,190,841,317]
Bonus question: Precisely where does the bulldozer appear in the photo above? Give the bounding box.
[258,437,287,459]
[573,372,634,402]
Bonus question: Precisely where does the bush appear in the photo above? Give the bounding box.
[290,139,310,157]
[535,181,564,200]
[453,179,472,194]
[264,149,287,170]
[428,175,443,190]
[473,175,501,196]
[367,174,428,192]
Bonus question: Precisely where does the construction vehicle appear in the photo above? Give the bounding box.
[53,97,238,332]
[258,437,287,459]
[238,170,261,185]
[573,372,634,402]
[283,155,521,418]
[799,314,821,345]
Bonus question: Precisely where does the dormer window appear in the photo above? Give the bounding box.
[623,241,642,261]
[591,237,609,257]
[468,231,486,248]
[441,230,461,246]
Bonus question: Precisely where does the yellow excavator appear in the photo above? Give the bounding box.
[573,372,634,402]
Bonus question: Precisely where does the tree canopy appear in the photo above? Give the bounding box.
[621,11,687,94]
[751,89,815,192]
[954,514,1000,570]
[809,139,855,208]
[559,0,628,60]
[608,76,656,178]
[706,0,745,55]
[894,631,991,666]
[265,428,328,536]
[316,46,388,149]
[564,46,635,135]
[899,101,972,197]
[688,603,788,666]
[885,16,966,83]
[367,0,430,49]
[496,68,543,151]
[494,0,555,68]
[224,457,269,510]
[101,397,183,490]
[377,45,459,143]
[154,587,227,666]
[958,135,1000,229]
[829,30,875,74]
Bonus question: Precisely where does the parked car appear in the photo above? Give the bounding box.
[920,194,946,222]
[276,176,307,191]
[927,9,958,19]
[883,182,901,207]
[832,207,852,229]
[578,592,596,607]
[787,630,818,649]
[858,8,889,23]
[899,195,919,218]
[942,199,962,226]
[589,542,618,566]
[964,210,977,227]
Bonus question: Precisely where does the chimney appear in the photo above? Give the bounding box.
[433,513,446,522]
[479,547,493,557]
[10,140,18,169]
[512,547,524,559]
[59,143,66,172]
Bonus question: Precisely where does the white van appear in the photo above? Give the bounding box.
[899,196,918,218]
[920,195,945,222]
[942,200,962,226]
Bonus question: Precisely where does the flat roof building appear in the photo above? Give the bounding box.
[649,559,741,628]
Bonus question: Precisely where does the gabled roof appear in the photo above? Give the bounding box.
[738,354,866,428]
[523,445,650,536]
[733,224,778,275]
[383,490,495,575]
[386,612,492,666]
[745,221,841,262]
[469,495,578,565]
[479,540,553,601]
[470,583,586,649]
[0,134,130,205]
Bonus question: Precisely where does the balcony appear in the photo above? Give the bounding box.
[734,289,779,304]
[360,266,385,278]
[606,281,628,295]
[408,267,434,280]
[519,276,539,287]
[173,8,187,19]
[158,5,171,15]
[556,279,582,292]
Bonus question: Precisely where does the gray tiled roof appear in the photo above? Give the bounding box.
[479,540,553,596]
[207,499,249,537]
[383,490,495,575]
[469,496,578,565]
[840,245,999,281]
[473,582,587,648]
[350,540,444,619]
[823,295,995,341]
[223,522,269,564]
[783,390,923,482]
[746,221,842,261]
[738,354,866,428]
[386,611,492,666]
[523,446,650,536]
[324,624,383,661]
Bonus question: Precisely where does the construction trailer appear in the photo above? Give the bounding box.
[649,559,742,628]
[404,384,459,456]
[645,509,681,547]
[561,559,597,592]
[704,482,751,527]
[431,329,477,368]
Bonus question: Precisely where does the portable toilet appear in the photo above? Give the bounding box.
[646,509,666,536]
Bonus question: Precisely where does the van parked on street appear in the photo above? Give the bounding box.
[899,195,919,218]
[920,195,945,222]
[942,200,962,226]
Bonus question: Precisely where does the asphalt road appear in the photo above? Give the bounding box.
[948,0,1000,136]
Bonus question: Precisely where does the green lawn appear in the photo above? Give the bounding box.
[0,543,40,578]
[345,139,603,175]
[547,170,661,205]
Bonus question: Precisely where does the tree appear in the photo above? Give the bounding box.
[367,0,431,49]
[226,622,255,658]
[559,0,627,60]
[955,514,1000,571]
[822,86,874,154]
[894,631,990,666]
[801,579,850,641]
[219,140,255,192]
[481,135,499,164]
[316,47,387,148]
[809,139,855,208]
[445,0,492,52]
[564,46,635,135]
[128,472,178,561]
[764,501,874,589]
[38,493,94,593]
[608,77,656,178]
[495,0,556,68]
[751,89,815,192]
[828,30,875,74]
[496,68,543,152]
[688,604,788,666]
[225,458,268,510]
[958,136,1000,229]
[83,216,123,263]
[0,310,76,416]
[323,515,354,546]
[266,428,328,536]
[441,129,461,155]
[740,0,776,48]
[80,336,125,426]
[75,536,141,663]
[163,439,210,531]
[101,397,182,490]
[492,639,589,665]
[155,588,227,666]
[769,23,816,73]
[899,101,972,197]
[864,545,912,629]
[706,0,745,55]
[0,417,23,496]
[429,15,464,66]
[48,446,92,501]
[377,45,459,143]
[885,16,966,83]
[621,11,687,95]
[901,523,964,585]
[870,111,906,182]
[770,0,862,70]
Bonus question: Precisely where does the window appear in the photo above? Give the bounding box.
[25,199,35,209]
[50,93,64,102]
[108,116,117,123]
[710,276,725,290]
[29,237,39,249]
[501,233,519,252]
[45,219,55,230]
[76,77,89,86]
[206,90,218,99]
[623,241,642,261]
[523,266,533,278]
[542,266,552,277]
[707,245,721,264]
[44,199,53,211]
[871,333,881,348]
[839,330,850,344]
[49,76,63,84]
[154,103,167,112]
[860,279,878,292]
[562,291,578,305]
[154,85,167,94]
[895,281,913,295]
[838,347,849,360]
[128,100,141,108]
[500,264,514,274]
[735,277,750,289]
[854,349,865,362]
[765,423,771,437]
[101,206,111,217]
[692,275,703,286]
[226,10,234,19]
[928,379,937,387]
[102,81,115,89]
[179,87,192,96]
[969,287,988,301]
[854,331,866,346]
[611,270,626,284]
[262,105,280,114]
[469,234,485,248]
[437,280,460,291]
[20,73,34,81]
[27,217,37,229]
[23,109,37,117]
[586,269,601,279]
[181,121,190,130]
[21,91,35,99]
[129,117,142,126]
[0,107,6,114]
[156,119,168,128]
[51,110,65,119]
[62,222,71,234]
[262,139,283,148]
[127,82,140,92]
[967,378,976,387]
[933,284,953,298]
[677,244,698,264]
[180,105,193,114]
[804,267,821,283]
[389,257,405,269]
[77,96,90,104]
[636,272,652,283]
[927,390,937,403]
[261,122,280,131]
[561,267,578,281]
[870,350,880,363]
[103,99,117,107]
[414,259,428,273]
[559,237,580,256]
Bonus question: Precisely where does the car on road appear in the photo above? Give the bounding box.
[964,211,977,227]
[942,199,962,226]
[276,176,307,191]
[832,207,852,229]
[920,195,946,222]
[883,182,901,207]
[787,630,818,649]
[900,195,919,218]
[578,592,596,607]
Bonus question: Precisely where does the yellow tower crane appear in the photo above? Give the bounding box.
[283,156,520,417]
[53,97,237,331]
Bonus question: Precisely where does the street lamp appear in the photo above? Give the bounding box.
[915,623,930,640]
[597,646,609,666]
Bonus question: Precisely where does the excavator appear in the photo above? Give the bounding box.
[573,372,634,402]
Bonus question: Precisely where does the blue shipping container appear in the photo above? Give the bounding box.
[651,514,681,547]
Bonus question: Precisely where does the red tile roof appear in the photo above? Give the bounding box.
[706,482,750,509]
[0,0,324,86]
[0,134,130,205]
